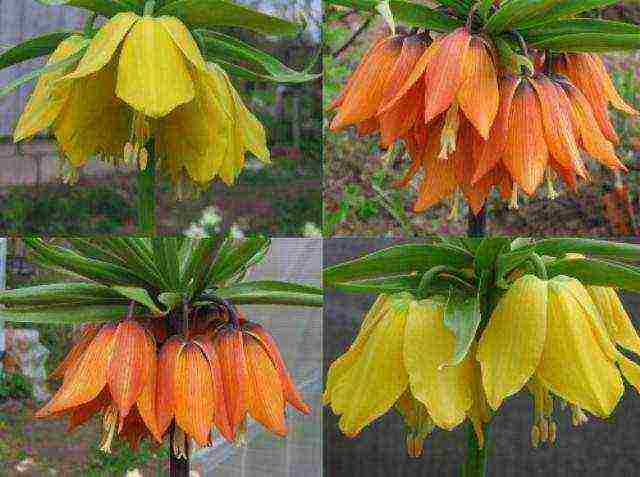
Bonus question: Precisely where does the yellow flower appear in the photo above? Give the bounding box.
[478,275,640,444]
[324,293,484,456]
[587,285,640,356]
[14,12,269,188]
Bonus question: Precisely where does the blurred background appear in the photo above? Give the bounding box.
[0,0,322,237]
[324,238,640,477]
[0,237,322,476]
[324,1,640,237]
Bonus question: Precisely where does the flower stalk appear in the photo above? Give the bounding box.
[463,421,490,477]
[136,140,157,234]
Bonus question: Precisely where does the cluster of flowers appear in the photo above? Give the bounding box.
[329,26,637,214]
[325,272,640,457]
[38,304,308,454]
[15,13,269,192]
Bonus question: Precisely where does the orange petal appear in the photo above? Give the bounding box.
[243,323,310,414]
[589,53,638,115]
[378,34,429,147]
[502,81,548,195]
[50,325,99,380]
[330,36,404,131]
[563,82,627,171]
[107,320,156,424]
[356,117,379,137]
[156,336,185,437]
[243,335,288,436]
[36,324,115,417]
[549,156,579,192]
[214,327,249,438]
[563,54,619,144]
[194,335,234,441]
[460,121,494,214]
[135,343,161,442]
[472,75,520,183]
[530,75,587,179]
[67,389,110,432]
[422,28,471,124]
[413,118,462,212]
[457,37,499,139]
[119,407,149,451]
[174,341,216,446]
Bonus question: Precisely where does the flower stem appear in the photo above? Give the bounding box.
[169,425,189,477]
[462,421,490,477]
[136,141,157,234]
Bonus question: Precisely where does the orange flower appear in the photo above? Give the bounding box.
[551,53,638,144]
[213,320,311,440]
[37,319,161,452]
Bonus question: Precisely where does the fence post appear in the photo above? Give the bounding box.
[0,237,7,377]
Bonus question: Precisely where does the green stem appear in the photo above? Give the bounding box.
[136,141,157,235]
[463,421,490,477]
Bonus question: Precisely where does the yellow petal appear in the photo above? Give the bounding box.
[53,58,130,166]
[404,299,473,430]
[536,276,623,418]
[468,351,491,449]
[587,286,640,356]
[330,296,410,437]
[116,17,195,118]
[64,12,138,81]
[157,16,206,72]
[14,35,88,142]
[477,275,548,410]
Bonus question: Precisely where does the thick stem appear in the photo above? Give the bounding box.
[136,141,157,234]
[463,421,490,477]
[169,425,189,477]
[467,207,486,237]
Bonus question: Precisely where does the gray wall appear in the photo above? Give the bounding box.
[324,238,640,477]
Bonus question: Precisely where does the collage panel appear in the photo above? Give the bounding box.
[323,236,640,476]
[0,0,322,237]
[324,3,640,237]
[0,236,322,475]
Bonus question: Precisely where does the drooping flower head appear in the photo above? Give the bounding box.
[15,12,269,190]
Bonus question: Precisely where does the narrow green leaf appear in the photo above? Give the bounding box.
[111,286,164,315]
[522,19,640,40]
[35,0,136,17]
[547,258,640,292]
[324,244,474,284]
[180,238,218,289]
[159,0,302,36]
[474,237,512,274]
[211,281,323,307]
[533,238,640,262]
[0,45,87,99]
[205,236,271,288]
[158,292,182,310]
[332,275,422,294]
[528,32,640,53]
[152,237,181,290]
[517,0,620,29]
[441,293,481,368]
[0,304,131,324]
[0,31,77,71]
[196,30,320,84]
[486,0,564,34]
[0,283,126,306]
[326,0,463,31]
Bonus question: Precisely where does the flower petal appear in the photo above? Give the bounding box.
[243,335,288,436]
[502,81,548,195]
[135,342,161,443]
[477,275,548,410]
[457,37,499,139]
[589,53,637,115]
[156,336,185,437]
[404,300,473,430]
[50,325,99,380]
[174,342,215,446]
[158,16,207,71]
[587,286,640,356]
[116,16,195,118]
[36,324,115,417]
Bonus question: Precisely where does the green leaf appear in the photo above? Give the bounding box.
[441,293,481,368]
[432,0,470,17]
[0,304,131,324]
[35,0,137,17]
[25,238,147,287]
[324,243,474,284]
[326,0,463,31]
[111,286,164,315]
[180,238,218,289]
[528,32,640,53]
[158,292,182,310]
[102,238,169,289]
[0,31,77,71]
[486,0,565,34]
[152,237,181,290]
[0,45,87,99]
[533,238,640,262]
[0,283,126,306]
[158,0,302,36]
[523,19,640,40]
[474,237,512,275]
[211,281,323,307]
[517,0,620,29]
[547,258,640,292]
[196,30,320,84]
[205,236,271,288]
[332,275,423,294]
